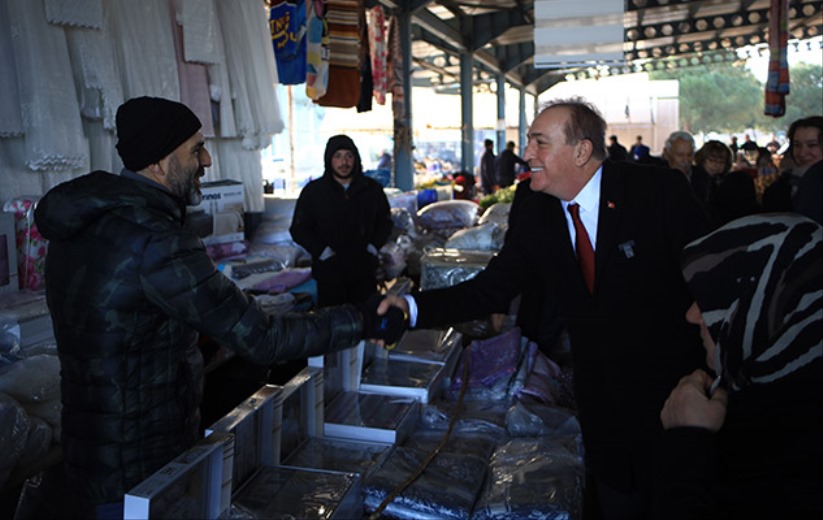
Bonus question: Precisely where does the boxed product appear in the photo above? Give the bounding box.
[359,357,448,405]
[123,432,234,520]
[275,367,324,464]
[190,180,245,245]
[323,391,419,445]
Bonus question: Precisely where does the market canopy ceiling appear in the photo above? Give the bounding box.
[372,0,822,96]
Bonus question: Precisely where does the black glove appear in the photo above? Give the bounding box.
[360,293,407,345]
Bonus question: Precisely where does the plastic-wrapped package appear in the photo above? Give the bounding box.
[0,317,23,367]
[363,446,488,520]
[420,249,496,291]
[16,415,52,469]
[390,207,417,238]
[23,397,62,428]
[388,190,419,222]
[447,328,525,402]
[0,392,30,487]
[472,436,584,520]
[403,430,499,465]
[477,202,512,226]
[418,400,509,438]
[3,197,48,291]
[0,353,60,403]
[444,222,506,252]
[380,240,408,280]
[284,436,392,481]
[505,400,581,438]
[518,348,563,404]
[247,241,310,268]
[417,200,479,232]
[253,292,296,316]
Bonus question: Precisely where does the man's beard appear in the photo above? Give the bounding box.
[167,155,203,205]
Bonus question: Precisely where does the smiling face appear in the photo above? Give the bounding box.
[523,107,590,200]
[665,138,695,175]
[686,302,717,371]
[791,126,823,168]
[162,131,210,205]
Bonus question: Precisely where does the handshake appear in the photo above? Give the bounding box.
[360,293,409,346]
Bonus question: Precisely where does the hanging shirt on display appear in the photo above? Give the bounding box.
[306,0,329,99]
[269,0,307,85]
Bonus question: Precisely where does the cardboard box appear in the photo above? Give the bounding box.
[124,432,234,520]
[191,180,245,245]
[323,391,419,444]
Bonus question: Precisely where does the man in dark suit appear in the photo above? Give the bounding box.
[376,98,709,519]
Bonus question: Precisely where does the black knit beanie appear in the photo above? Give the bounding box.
[115,97,202,171]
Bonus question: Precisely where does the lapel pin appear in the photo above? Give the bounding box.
[607,201,616,209]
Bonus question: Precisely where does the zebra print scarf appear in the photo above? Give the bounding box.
[682,213,822,391]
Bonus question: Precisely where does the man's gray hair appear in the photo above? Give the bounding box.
[664,131,696,153]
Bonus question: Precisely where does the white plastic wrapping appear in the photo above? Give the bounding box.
[444,222,506,252]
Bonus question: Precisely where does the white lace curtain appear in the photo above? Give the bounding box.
[0,0,284,211]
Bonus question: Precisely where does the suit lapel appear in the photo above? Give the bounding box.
[595,161,625,287]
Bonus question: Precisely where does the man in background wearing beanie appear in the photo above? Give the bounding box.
[32,97,404,518]
[290,134,393,307]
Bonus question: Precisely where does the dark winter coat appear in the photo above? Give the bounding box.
[290,137,392,293]
[34,171,362,505]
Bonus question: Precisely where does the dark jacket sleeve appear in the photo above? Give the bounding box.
[369,183,393,249]
[290,182,326,258]
[140,231,362,365]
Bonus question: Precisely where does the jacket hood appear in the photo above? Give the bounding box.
[34,171,184,241]
[323,134,363,179]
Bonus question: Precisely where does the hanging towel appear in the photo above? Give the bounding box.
[182,0,220,64]
[315,0,362,108]
[306,0,330,100]
[171,0,215,137]
[764,0,789,117]
[270,0,308,85]
[44,0,103,29]
[367,5,387,105]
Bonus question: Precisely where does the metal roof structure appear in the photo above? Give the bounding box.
[373,0,822,97]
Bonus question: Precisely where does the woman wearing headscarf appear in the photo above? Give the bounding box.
[655,213,823,519]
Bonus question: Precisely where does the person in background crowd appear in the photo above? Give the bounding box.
[30,97,404,519]
[762,116,823,213]
[290,134,394,307]
[765,134,781,155]
[630,135,650,161]
[663,131,709,204]
[740,134,759,154]
[656,213,822,519]
[377,149,392,171]
[728,136,739,156]
[372,97,710,519]
[494,140,530,188]
[694,140,759,228]
[479,138,497,195]
[607,135,629,162]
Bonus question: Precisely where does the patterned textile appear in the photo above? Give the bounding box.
[681,214,822,391]
[367,5,387,105]
[306,0,330,100]
[181,0,220,64]
[269,0,308,85]
[764,0,790,117]
[315,0,362,108]
[2,197,47,291]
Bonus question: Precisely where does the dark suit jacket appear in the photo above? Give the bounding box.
[415,160,710,492]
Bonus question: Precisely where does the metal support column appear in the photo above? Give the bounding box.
[519,85,528,152]
[496,75,506,151]
[392,7,414,191]
[460,52,474,175]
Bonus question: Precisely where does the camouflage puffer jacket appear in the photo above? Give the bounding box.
[34,171,362,505]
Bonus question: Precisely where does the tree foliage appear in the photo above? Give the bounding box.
[650,60,823,135]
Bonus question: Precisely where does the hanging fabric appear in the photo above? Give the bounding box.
[357,5,373,113]
[764,0,790,117]
[270,0,308,85]
[181,0,220,65]
[6,0,88,172]
[216,0,285,150]
[367,4,388,105]
[0,0,24,138]
[315,0,363,108]
[171,0,215,137]
[64,0,125,132]
[43,0,103,29]
[306,0,330,100]
[108,0,181,100]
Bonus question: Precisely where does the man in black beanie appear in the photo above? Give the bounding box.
[31,98,405,518]
[290,134,393,307]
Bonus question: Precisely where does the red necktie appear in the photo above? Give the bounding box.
[568,203,595,293]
